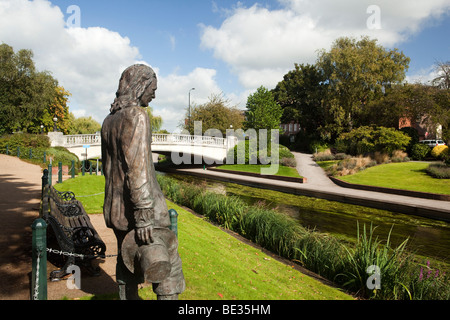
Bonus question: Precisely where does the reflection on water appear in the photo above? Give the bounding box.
[160,172,450,264]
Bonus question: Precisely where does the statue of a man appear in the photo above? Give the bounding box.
[101,64,185,300]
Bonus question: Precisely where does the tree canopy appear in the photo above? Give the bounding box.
[0,43,70,135]
[244,86,282,131]
[184,93,244,136]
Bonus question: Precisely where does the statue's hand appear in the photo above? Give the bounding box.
[136,225,154,244]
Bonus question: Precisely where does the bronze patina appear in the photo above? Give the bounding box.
[101,64,185,300]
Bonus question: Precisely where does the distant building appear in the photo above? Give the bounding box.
[399,115,442,140]
[280,121,301,142]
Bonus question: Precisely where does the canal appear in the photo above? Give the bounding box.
[161,172,450,267]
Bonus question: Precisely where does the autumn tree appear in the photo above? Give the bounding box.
[316,36,410,140]
[184,93,244,136]
[0,43,61,135]
[0,44,73,135]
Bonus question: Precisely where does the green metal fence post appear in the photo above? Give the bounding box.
[169,209,178,238]
[42,169,48,197]
[58,162,62,184]
[43,151,46,164]
[17,146,20,158]
[48,164,52,187]
[31,218,47,300]
[82,160,85,176]
[29,148,32,159]
[71,160,75,179]
[6,144,9,155]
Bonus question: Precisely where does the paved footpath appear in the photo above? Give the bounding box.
[0,154,119,300]
[1,152,449,300]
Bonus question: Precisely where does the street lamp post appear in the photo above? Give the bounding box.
[189,88,195,134]
[53,116,58,132]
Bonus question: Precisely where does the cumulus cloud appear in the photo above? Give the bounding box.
[0,0,222,132]
[153,67,224,133]
[0,0,141,124]
[201,0,450,90]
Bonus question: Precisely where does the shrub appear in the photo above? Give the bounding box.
[280,157,297,167]
[410,143,430,160]
[391,150,410,163]
[431,145,449,160]
[229,140,294,164]
[309,140,329,154]
[0,133,50,152]
[313,149,336,161]
[336,126,411,156]
[426,163,450,179]
[373,152,390,164]
[329,156,376,176]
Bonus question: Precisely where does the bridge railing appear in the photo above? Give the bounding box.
[64,134,101,146]
[152,134,229,147]
[54,133,237,150]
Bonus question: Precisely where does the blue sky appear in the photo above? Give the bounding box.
[0,0,449,132]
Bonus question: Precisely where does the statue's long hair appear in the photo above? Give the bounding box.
[110,64,156,114]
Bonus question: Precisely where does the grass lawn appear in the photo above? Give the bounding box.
[55,175,352,300]
[216,164,302,178]
[338,162,450,195]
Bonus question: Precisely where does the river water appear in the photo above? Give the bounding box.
[161,172,450,267]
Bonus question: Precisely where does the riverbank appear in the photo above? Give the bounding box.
[155,162,450,223]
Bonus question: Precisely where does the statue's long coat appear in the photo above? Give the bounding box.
[101,106,170,232]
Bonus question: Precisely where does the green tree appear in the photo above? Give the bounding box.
[336,126,411,156]
[145,106,163,133]
[244,86,282,131]
[184,93,244,136]
[272,64,327,137]
[316,36,410,139]
[68,115,102,134]
[0,43,59,135]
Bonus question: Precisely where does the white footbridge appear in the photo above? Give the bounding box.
[47,132,238,164]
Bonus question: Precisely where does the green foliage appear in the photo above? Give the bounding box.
[0,133,50,150]
[155,174,449,300]
[68,115,101,134]
[336,126,411,156]
[244,86,282,131]
[410,143,430,160]
[185,93,244,135]
[273,63,326,135]
[316,36,410,138]
[0,43,65,135]
[228,140,294,165]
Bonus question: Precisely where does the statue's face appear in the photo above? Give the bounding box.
[141,80,157,106]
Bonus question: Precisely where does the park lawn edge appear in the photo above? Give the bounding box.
[55,176,353,300]
[216,164,302,178]
[336,162,450,195]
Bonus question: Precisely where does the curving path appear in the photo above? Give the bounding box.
[0,154,119,300]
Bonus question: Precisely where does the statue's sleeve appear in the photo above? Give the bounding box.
[121,109,154,228]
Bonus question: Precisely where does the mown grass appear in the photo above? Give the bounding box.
[216,164,302,178]
[337,162,450,195]
[54,175,352,300]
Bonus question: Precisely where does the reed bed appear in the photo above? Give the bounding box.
[156,174,450,300]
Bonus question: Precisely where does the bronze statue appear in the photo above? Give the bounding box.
[101,64,185,300]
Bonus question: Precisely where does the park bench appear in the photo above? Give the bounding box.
[41,174,106,281]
